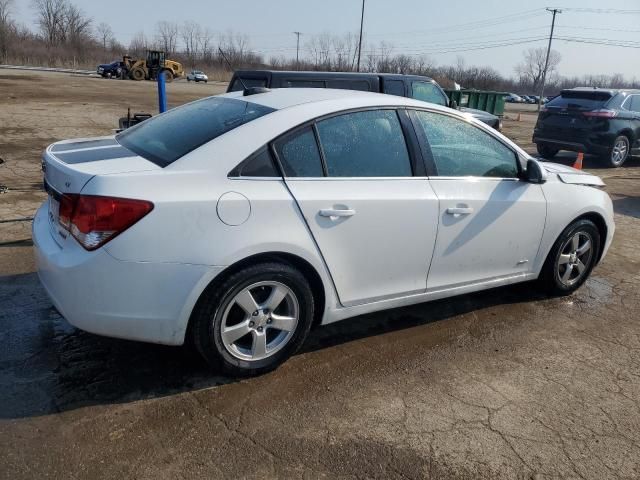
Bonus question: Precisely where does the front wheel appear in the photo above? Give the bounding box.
[191,262,315,376]
[536,143,559,159]
[606,135,630,168]
[538,219,601,295]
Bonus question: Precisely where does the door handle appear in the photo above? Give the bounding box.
[446,206,474,215]
[319,208,356,218]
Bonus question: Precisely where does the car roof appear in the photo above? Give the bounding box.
[220,87,442,111]
[232,69,436,83]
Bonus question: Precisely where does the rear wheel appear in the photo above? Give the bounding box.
[191,262,314,376]
[605,135,629,168]
[536,143,559,159]
[130,67,145,81]
[538,219,600,295]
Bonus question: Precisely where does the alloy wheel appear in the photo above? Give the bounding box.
[611,138,629,166]
[220,281,299,361]
[556,231,594,287]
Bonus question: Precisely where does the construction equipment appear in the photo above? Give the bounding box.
[122,50,184,83]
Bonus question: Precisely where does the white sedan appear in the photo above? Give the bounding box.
[186,70,208,83]
[34,88,614,375]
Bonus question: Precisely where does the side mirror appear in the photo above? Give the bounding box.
[449,99,458,110]
[525,158,547,184]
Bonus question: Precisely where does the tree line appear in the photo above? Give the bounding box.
[1,0,638,93]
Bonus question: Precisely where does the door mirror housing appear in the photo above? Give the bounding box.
[449,99,458,110]
[525,158,547,184]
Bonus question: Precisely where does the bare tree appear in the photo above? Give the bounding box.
[156,20,178,56]
[31,0,67,46]
[96,22,113,50]
[516,47,561,91]
[181,20,201,66]
[128,30,147,57]
[0,0,15,61]
[63,3,91,46]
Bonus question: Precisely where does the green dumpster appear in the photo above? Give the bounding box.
[445,89,508,117]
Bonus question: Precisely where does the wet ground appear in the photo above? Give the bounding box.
[1,70,640,479]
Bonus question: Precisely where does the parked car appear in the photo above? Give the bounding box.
[187,70,208,83]
[96,61,124,78]
[228,70,503,130]
[34,88,614,375]
[505,93,523,103]
[534,87,640,167]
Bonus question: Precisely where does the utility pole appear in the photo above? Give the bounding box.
[538,8,561,111]
[356,0,365,72]
[293,31,302,70]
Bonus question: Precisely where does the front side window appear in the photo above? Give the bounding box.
[117,97,275,167]
[384,80,405,97]
[274,127,324,177]
[629,95,640,113]
[316,110,412,177]
[413,110,518,178]
[411,82,448,106]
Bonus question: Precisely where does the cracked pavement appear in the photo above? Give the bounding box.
[1,70,640,479]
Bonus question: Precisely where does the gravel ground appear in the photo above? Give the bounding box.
[1,70,639,479]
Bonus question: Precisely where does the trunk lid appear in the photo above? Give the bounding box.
[42,136,160,247]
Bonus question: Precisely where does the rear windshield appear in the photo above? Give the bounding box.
[547,91,612,110]
[229,77,268,92]
[117,97,275,167]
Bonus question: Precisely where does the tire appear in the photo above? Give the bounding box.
[536,143,559,160]
[605,135,630,168]
[105,72,112,79]
[191,262,315,376]
[187,77,191,82]
[538,219,601,296]
[161,69,174,83]
[130,67,145,81]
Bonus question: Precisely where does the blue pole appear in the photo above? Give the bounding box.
[157,72,167,113]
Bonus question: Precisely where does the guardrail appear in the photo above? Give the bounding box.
[0,64,94,75]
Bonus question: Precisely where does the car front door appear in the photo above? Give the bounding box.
[274,109,439,307]
[410,109,547,290]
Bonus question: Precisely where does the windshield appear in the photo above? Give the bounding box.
[117,97,275,167]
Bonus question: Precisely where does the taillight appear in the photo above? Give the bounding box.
[58,195,153,250]
[582,109,617,118]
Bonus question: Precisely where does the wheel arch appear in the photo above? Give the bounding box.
[573,211,608,263]
[618,128,636,145]
[185,251,327,343]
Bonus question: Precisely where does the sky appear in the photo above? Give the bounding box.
[11,0,640,79]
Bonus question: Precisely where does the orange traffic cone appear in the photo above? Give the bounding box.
[573,152,584,170]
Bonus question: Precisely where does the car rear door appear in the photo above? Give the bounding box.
[410,109,547,290]
[275,109,439,307]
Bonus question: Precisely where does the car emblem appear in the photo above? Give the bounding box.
[65,181,71,188]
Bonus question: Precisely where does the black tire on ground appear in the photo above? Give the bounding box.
[106,72,112,79]
[187,77,191,82]
[604,135,630,168]
[130,67,145,81]
[536,143,559,159]
[538,219,601,296]
[161,69,174,83]
[191,262,315,376]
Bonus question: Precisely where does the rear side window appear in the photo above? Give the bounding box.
[229,77,268,92]
[230,148,279,177]
[284,80,325,88]
[411,82,448,106]
[274,127,324,177]
[547,91,611,110]
[413,110,518,178]
[316,110,412,177]
[627,95,640,113]
[326,80,371,91]
[117,97,275,167]
[384,80,405,96]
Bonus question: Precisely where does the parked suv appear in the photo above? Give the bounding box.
[534,88,640,167]
[227,70,502,130]
[97,61,124,78]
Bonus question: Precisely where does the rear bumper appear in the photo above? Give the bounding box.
[33,203,223,345]
[533,132,614,156]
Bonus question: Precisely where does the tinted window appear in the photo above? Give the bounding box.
[412,82,448,106]
[547,92,611,110]
[316,110,412,177]
[384,80,405,96]
[284,80,325,88]
[413,110,518,178]
[628,95,640,113]
[233,148,279,177]
[275,127,324,177]
[229,77,268,92]
[326,79,371,91]
[117,97,275,167]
